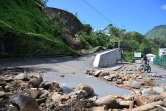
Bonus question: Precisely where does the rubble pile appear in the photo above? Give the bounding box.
[0,66,166,111]
[85,64,166,111]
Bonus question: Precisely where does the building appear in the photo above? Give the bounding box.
[159,48,166,56]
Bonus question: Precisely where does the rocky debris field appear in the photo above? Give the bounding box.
[0,65,166,111]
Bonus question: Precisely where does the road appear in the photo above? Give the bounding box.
[0,54,166,97]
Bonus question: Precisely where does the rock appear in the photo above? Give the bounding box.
[40,81,62,92]
[89,96,98,102]
[119,101,133,108]
[0,86,4,91]
[92,106,106,111]
[20,83,29,90]
[116,79,123,84]
[161,84,166,90]
[14,73,29,81]
[51,92,61,103]
[95,95,119,108]
[138,75,143,79]
[99,71,109,77]
[36,98,47,105]
[160,92,166,98]
[125,67,132,71]
[7,106,19,111]
[131,81,142,89]
[30,89,41,99]
[10,94,40,111]
[93,70,101,77]
[61,94,70,101]
[103,76,112,81]
[155,105,166,111]
[74,90,87,98]
[152,86,165,94]
[39,90,49,98]
[141,88,154,96]
[5,85,10,92]
[103,74,117,81]
[0,91,6,97]
[29,73,43,88]
[75,83,94,97]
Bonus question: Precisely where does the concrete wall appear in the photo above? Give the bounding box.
[93,48,121,68]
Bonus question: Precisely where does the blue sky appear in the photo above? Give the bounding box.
[47,0,166,34]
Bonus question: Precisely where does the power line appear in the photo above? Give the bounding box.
[82,0,119,28]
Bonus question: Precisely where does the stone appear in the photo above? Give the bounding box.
[0,86,4,91]
[10,94,40,111]
[20,83,29,90]
[5,85,10,92]
[152,86,165,94]
[7,106,19,111]
[92,106,106,111]
[0,91,6,96]
[30,89,41,99]
[61,94,70,101]
[29,73,43,88]
[99,71,109,77]
[89,96,98,102]
[116,79,123,84]
[36,98,47,105]
[14,73,29,81]
[39,90,49,98]
[93,70,101,77]
[131,81,142,89]
[95,95,119,108]
[74,90,87,99]
[118,101,133,108]
[75,83,94,96]
[103,76,112,81]
[51,92,61,103]
[141,88,154,96]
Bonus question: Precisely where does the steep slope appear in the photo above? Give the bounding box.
[0,0,86,57]
[145,25,166,47]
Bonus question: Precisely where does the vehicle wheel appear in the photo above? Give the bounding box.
[147,66,151,73]
[139,65,144,73]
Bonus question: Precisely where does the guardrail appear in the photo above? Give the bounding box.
[153,55,166,67]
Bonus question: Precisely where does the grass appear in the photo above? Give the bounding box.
[0,0,77,57]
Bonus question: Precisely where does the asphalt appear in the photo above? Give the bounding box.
[1,53,166,97]
[0,54,131,97]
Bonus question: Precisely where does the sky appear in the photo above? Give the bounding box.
[47,0,166,35]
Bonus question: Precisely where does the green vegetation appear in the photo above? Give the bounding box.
[0,0,76,57]
[78,24,158,62]
[145,25,166,48]
[0,0,157,61]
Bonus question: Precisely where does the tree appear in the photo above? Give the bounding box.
[41,0,49,6]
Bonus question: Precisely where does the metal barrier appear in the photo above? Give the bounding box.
[153,55,166,67]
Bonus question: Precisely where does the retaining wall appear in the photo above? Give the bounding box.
[93,48,121,68]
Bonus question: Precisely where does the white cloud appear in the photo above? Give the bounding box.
[161,4,166,10]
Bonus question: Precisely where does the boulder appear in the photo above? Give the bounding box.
[10,94,40,111]
[75,83,94,96]
[92,106,106,111]
[116,79,123,84]
[141,88,154,96]
[51,92,61,103]
[29,73,43,88]
[93,70,101,77]
[131,81,142,89]
[95,95,119,108]
[152,86,165,94]
[99,71,109,77]
[118,100,133,108]
[14,73,29,81]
